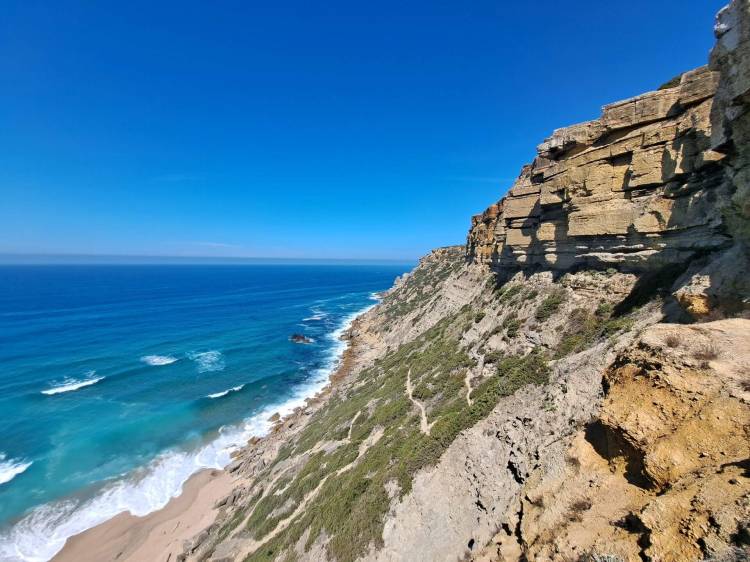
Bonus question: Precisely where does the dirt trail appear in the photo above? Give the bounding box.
[236,425,383,560]
[406,369,431,435]
[347,410,361,441]
[466,356,484,406]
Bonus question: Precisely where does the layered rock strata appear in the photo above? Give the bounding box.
[467,66,733,271]
[711,0,750,246]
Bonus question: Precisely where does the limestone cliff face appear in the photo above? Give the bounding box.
[466,66,731,272]
[711,0,750,246]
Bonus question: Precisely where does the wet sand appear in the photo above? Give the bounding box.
[53,469,233,562]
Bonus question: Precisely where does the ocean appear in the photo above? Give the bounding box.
[0,263,409,561]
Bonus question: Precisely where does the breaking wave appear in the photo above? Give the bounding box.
[303,307,327,321]
[0,455,32,486]
[187,351,224,373]
[140,355,178,366]
[40,372,104,396]
[206,384,244,399]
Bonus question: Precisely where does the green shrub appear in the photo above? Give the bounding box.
[595,302,613,317]
[484,350,504,363]
[535,289,565,321]
[555,307,635,358]
[502,313,521,338]
[601,315,634,337]
[495,348,550,393]
[658,73,682,90]
[474,311,486,323]
[506,321,521,338]
[497,284,523,303]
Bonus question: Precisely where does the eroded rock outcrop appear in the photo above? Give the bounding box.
[467,66,732,272]
[510,320,750,562]
[711,0,750,249]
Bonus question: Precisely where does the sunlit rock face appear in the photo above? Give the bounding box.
[466,66,734,272]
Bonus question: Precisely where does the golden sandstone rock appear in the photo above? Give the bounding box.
[676,292,713,317]
[466,66,732,272]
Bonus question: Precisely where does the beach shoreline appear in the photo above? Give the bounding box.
[53,468,233,562]
[51,310,371,562]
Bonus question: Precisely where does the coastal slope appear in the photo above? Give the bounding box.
[57,2,750,561]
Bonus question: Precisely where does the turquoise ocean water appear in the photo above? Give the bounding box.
[0,264,408,561]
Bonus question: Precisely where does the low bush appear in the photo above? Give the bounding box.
[502,312,521,338]
[484,350,504,364]
[555,307,635,359]
[693,343,719,361]
[664,334,682,348]
[497,284,523,304]
[505,319,521,338]
[495,348,550,393]
[535,289,565,321]
[595,302,613,317]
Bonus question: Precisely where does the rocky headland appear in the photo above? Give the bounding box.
[55,2,750,561]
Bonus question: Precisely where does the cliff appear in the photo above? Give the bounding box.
[466,65,731,273]
[168,3,750,562]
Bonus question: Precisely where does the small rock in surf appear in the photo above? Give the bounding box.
[290,334,314,344]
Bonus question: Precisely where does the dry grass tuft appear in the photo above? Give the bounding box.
[693,343,719,361]
[664,334,681,348]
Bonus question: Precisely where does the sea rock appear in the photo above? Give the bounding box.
[290,333,314,344]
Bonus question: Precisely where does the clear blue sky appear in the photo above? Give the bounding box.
[0,0,725,260]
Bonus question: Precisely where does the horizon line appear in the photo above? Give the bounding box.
[0,252,422,266]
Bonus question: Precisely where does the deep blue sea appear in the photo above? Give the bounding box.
[0,264,409,561]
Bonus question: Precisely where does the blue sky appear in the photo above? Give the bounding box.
[0,0,725,260]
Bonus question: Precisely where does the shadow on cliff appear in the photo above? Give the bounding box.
[593,123,737,321]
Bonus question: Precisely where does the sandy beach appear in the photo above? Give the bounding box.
[53,468,234,562]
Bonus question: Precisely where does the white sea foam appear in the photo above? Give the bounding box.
[140,354,179,366]
[303,307,327,321]
[0,300,378,562]
[206,384,244,399]
[40,372,104,396]
[0,454,32,486]
[187,351,224,373]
